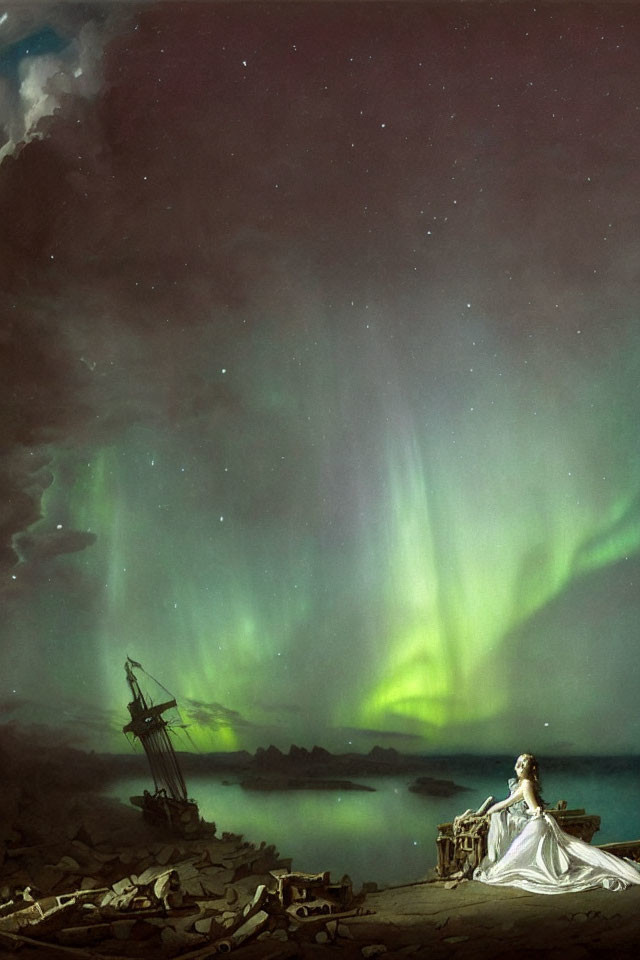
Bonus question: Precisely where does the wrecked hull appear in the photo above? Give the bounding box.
[123,659,205,840]
[130,793,204,838]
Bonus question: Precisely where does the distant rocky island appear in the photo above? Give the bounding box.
[238,776,376,792]
[189,743,458,776]
[107,743,472,794]
[171,745,468,795]
[408,775,470,798]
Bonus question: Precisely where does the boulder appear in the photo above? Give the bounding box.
[230,909,270,945]
[156,844,181,865]
[80,876,101,890]
[243,883,269,916]
[198,867,230,897]
[112,877,136,896]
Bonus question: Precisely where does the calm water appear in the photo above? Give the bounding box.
[106,766,640,889]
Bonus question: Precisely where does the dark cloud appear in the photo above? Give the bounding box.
[58,700,124,741]
[0,2,131,157]
[255,701,304,716]
[18,527,97,561]
[0,696,124,746]
[183,698,256,731]
[0,330,91,576]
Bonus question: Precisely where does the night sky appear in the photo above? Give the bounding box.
[2,1,640,756]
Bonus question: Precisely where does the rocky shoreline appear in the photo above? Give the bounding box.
[6,789,640,960]
[0,789,366,958]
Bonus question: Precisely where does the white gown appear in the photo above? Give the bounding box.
[474,790,640,895]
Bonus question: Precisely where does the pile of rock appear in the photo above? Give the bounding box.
[0,808,371,958]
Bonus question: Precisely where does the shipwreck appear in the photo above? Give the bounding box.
[123,657,204,837]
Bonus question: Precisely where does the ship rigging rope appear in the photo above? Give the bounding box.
[126,658,200,745]
[125,658,190,798]
[144,726,188,800]
[137,662,178,708]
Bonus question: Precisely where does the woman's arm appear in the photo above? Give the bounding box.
[484,783,524,815]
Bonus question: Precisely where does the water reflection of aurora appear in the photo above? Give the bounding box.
[108,774,451,888]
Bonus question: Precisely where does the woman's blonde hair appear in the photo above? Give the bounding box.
[518,753,540,784]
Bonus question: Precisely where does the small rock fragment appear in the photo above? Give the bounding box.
[243,883,268,916]
[91,850,119,864]
[231,909,269,945]
[153,869,183,910]
[362,946,387,958]
[111,878,135,896]
[156,845,179,865]
[194,916,214,935]
[80,877,100,890]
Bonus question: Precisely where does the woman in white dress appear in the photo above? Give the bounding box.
[473,753,640,894]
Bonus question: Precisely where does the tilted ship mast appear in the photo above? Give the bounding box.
[123,657,201,836]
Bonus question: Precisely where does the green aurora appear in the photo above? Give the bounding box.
[8,310,640,754]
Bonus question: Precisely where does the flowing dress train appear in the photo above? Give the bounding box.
[474,809,640,895]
